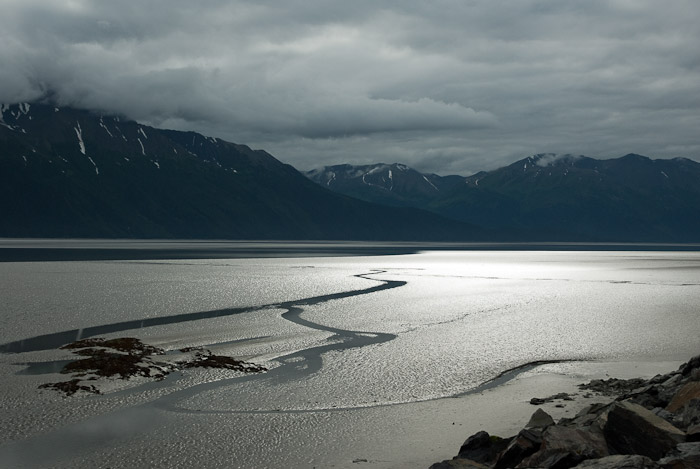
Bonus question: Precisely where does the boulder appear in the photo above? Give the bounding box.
[674,399,700,431]
[494,428,542,469]
[657,442,700,469]
[572,454,660,468]
[527,408,555,428]
[686,424,700,442]
[517,425,609,469]
[666,382,700,413]
[626,385,669,410]
[679,355,700,377]
[457,431,511,464]
[604,401,686,460]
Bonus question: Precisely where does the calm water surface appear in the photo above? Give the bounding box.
[1,247,699,468]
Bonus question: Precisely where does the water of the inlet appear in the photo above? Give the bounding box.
[2,250,699,414]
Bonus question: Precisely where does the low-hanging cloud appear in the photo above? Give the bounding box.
[1,0,699,174]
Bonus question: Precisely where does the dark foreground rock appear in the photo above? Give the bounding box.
[430,354,700,469]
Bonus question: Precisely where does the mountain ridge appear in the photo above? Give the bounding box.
[0,102,479,241]
[3,101,699,242]
[306,154,700,242]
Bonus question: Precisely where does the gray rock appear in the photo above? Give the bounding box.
[649,374,668,385]
[657,442,700,469]
[652,407,676,425]
[573,454,660,468]
[517,425,609,469]
[675,399,700,431]
[687,423,700,442]
[666,382,700,413]
[494,428,542,469]
[458,431,511,464]
[662,374,683,389]
[625,385,669,410]
[679,355,700,377]
[604,401,686,460]
[429,458,489,469]
[527,409,556,428]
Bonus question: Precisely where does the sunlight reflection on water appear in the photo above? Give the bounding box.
[1,249,699,468]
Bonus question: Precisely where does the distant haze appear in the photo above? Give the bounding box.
[1,1,699,174]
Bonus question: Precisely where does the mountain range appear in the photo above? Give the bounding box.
[0,103,474,240]
[2,102,699,242]
[306,155,700,242]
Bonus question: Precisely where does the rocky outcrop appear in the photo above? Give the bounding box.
[430,355,700,469]
[38,337,266,395]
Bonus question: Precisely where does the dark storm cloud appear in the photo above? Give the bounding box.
[1,0,699,173]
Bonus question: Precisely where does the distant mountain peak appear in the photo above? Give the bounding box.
[619,153,652,162]
[524,153,585,168]
[304,162,466,205]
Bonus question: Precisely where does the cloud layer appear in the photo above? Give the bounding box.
[2,0,699,173]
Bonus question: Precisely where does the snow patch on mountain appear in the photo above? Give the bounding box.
[423,175,439,191]
[99,119,114,138]
[74,122,86,155]
[87,156,99,175]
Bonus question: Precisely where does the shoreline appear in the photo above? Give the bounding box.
[0,352,693,468]
[426,355,698,469]
[392,359,681,469]
[2,238,700,262]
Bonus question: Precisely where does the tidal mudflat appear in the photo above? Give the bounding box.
[1,246,698,468]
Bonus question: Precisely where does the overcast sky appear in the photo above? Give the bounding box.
[1,1,699,174]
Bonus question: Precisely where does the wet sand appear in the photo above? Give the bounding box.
[0,357,686,468]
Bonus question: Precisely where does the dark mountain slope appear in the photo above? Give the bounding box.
[306,154,700,242]
[0,103,478,240]
[305,163,464,208]
[446,153,700,241]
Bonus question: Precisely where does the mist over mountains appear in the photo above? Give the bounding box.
[2,102,699,242]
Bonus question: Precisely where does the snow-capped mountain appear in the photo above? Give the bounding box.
[305,163,464,207]
[307,154,700,242]
[0,102,476,240]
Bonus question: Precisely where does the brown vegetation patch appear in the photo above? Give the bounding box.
[40,337,266,396]
[39,379,100,396]
[183,350,267,373]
